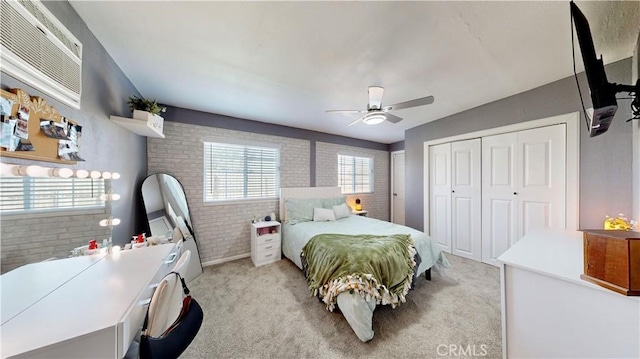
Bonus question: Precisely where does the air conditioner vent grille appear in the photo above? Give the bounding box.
[17,0,80,59]
[0,0,82,108]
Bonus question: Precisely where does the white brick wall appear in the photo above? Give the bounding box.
[1,212,111,273]
[148,121,310,264]
[316,142,390,220]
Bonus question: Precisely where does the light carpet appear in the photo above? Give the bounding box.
[182,254,501,358]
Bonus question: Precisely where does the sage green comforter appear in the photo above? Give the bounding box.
[301,233,416,311]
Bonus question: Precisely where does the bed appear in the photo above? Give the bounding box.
[279,187,449,341]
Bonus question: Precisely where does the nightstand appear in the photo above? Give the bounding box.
[352,210,368,217]
[250,221,281,267]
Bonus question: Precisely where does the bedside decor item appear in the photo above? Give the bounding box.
[355,198,362,211]
[581,230,640,296]
[603,213,637,231]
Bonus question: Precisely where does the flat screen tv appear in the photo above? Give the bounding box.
[570,1,618,137]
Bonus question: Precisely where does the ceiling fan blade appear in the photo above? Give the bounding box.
[348,114,366,126]
[325,109,366,114]
[368,86,384,110]
[384,95,434,111]
[385,113,403,124]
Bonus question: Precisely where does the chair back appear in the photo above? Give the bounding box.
[171,250,191,278]
[140,272,203,359]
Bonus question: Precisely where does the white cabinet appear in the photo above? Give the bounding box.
[498,230,640,359]
[481,124,566,265]
[429,138,482,261]
[251,221,281,267]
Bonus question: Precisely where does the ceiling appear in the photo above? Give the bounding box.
[69,1,640,144]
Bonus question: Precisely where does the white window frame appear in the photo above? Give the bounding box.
[203,141,280,204]
[338,154,374,194]
[0,177,106,218]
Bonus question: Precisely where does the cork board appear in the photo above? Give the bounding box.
[0,88,78,164]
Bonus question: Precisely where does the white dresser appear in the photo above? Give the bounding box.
[251,221,281,267]
[498,229,640,359]
[0,243,179,359]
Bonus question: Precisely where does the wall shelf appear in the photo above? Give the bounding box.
[110,115,165,138]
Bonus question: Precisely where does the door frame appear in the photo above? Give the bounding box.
[423,112,580,235]
[390,150,405,224]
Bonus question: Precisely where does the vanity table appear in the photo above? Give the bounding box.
[0,243,179,358]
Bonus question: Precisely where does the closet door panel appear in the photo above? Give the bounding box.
[482,132,518,266]
[517,124,566,239]
[430,143,452,252]
[451,139,481,260]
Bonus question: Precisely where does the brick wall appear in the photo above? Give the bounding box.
[1,208,111,273]
[147,121,310,265]
[315,142,390,220]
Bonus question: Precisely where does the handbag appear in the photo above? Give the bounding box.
[139,272,204,359]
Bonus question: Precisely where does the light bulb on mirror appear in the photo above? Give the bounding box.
[90,170,101,179]
[49,168,74,178]
[101,172,112,179]
[111,172,121,180]
[0,163,17,177]
[100,193,121,201]
[75,169,89,179]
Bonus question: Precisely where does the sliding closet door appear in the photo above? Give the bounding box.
[516,125,566,238]
[482,132,519,266]
[430,142,452,252]
[451,139,482,261]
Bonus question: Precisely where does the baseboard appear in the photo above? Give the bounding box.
[202,253,250,267]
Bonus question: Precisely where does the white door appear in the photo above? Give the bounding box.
[430,143,452,252]
[481,124,566,266]
[392,152,405,225]
[482,132,519,266]
[516,125,566,238]
[451,139,482,261]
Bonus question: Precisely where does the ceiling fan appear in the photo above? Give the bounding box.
[326,86,435,126]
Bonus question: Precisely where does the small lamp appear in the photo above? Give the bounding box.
[355,198,362,211]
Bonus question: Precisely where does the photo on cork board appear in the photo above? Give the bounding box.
[40,120,69,140]
[0,98,13,116]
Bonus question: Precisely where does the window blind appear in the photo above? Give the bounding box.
[204,142,280,202]
[338,155,373,194]
[0,177,105,214]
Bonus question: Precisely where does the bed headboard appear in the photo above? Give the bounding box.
[279,187,341,222]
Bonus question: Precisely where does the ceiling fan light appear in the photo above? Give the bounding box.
[363,113,386,125]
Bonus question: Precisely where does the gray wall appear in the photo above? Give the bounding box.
[1,1,146,271]
[405,58,634,231]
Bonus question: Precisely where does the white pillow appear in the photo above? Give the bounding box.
[332,203,351,219]
[313,207,336,222]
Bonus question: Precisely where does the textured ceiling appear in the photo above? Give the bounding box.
[69,1,640,144]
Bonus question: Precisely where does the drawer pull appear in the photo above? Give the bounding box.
[165,253,178,264]
[264,238,273,242]
[265,254,273,257]
[265,245,272,249]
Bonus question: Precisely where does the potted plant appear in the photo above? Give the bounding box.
[127,95,166,131]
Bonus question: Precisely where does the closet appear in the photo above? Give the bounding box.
[429,124,566,266]
[429,138,482,261]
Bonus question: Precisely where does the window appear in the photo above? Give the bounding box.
[338,155,373,194]
[204,142,280,202]
[0,177,105,215]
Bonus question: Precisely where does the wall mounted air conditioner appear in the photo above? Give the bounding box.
[0,0,82,109]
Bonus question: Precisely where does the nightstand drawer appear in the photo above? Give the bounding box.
[256,233,279,246]
[257,241,280,253]
[254,246,281,265]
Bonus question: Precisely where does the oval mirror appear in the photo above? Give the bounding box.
[141,173,203,282]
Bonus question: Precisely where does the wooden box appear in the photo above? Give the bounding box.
[581,230,640,296]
